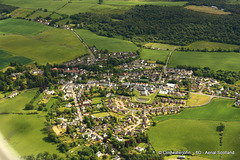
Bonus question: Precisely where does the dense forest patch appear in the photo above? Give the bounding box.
[70,5,240,45]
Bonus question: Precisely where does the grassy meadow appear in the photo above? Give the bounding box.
[186,93,211,106]
[168,51,240,71]
[150,98,240,160]
[0,19,89,65]
[9,8,35,18]
[185,41,240,51]
[75,29,138,52]
[185,5,232,15]
[143,43,180,51]
[140,49,169,62]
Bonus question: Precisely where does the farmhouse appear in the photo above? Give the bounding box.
[8,92,18,98]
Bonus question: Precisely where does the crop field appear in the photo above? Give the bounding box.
[186,93,211,106]
[76,29,138,52]
[0,21,89,64]
[0,114,60,156]
[0,50,32,69]
[168,51,240,71]
[150,98,240,160]
[143,43,180,51]
[185,5,232,15]
[185,41,240,51]
[140,49,169,62]
[0,89,37,113]
[0,19,49,36]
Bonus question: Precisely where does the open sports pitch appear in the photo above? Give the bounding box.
[76,29,138,52]
[0,19,89,65]
[150,98,240,160]
[168,51,240,71]
[140,49,169,62]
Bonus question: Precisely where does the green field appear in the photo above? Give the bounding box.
[185,41,240,51]
[0,19,50,36]
[150,98,240,160]
[131,90,158,104]
[28,10,52,19]
[0,50,32,69]
[0,20,89,64]
[91,97,102,105]
[0,89,37,113]
[0,0,187,15]
[149,119,220,159]
[0,114,60,156]
[55,0,187,14]
[9,8,35,18]
[144,43,180,51]
[0,0,67,12]
[75,29,138,52]
[168,51,240,71]
[154,98,239,122]
[140,49,169,62]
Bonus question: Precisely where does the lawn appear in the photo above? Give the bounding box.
[0,19,50,36]
[91,97,102,105]
[185,41,240,51]
[234,80,240,86]
[0,114,60,156]
[143,43,180,51]
[149,119,220,160]
[186,93,211,106]
[185,5,231,15]
[168,51,240,71]
[75,29,138,52]
[154,98,239,122]
[140,49,170,62]
[0,27,89,64]
[131,90,158,104]
[0,89,38,113]
[0,50,32,69]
